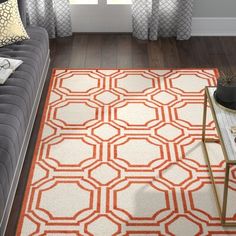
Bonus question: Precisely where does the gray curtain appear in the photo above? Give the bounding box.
[26,0,72,38]
[132,0,194,40]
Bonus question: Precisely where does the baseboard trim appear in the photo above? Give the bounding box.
[192,17,236,36]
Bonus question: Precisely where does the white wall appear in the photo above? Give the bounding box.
[70,0,236,34]
[193,0,236,17]
[71,4,132,32]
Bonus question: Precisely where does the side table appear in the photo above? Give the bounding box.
[202,86,236,226]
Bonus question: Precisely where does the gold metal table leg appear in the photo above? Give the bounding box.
[222,163,230,224]
[202,90,207,142]
[202,88,236,226]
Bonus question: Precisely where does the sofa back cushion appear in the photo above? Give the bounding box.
[18,0,26,26]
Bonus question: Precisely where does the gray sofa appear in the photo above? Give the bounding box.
[0,0,50,234]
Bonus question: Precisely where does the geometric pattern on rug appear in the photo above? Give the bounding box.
[17,69,236,235]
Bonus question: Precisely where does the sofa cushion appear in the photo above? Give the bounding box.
[0,26,49,221]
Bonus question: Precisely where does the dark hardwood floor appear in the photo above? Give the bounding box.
[5,34,236,235]
[49,34,236,72]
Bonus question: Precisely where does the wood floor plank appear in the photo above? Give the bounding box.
[176,38,199,68]
[220,37,236,74]
[205,37,231,74]
[117,34,133,68]
[131,38,149,68]
[147,40,165,68]
[85,34,102,68]
[69,34,88,68]
[160,37,181,68]
[191,37,212,68]
[51,36,73,68]
[101,34,118,68]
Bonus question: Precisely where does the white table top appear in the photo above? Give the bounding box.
[208,87,236,162]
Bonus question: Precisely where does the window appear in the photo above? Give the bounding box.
[70,0,131,4]
[70,0,132,32]
[107,0,132,4]
[70,0,98,4]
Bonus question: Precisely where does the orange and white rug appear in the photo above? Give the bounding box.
[17,69,236,235]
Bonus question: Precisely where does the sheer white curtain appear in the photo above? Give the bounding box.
[26,0,72,38]
[132,0,194,40]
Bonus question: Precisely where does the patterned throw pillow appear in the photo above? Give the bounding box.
[0,0,29,47]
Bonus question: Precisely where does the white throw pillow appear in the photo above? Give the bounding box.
[0,0,29,47]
